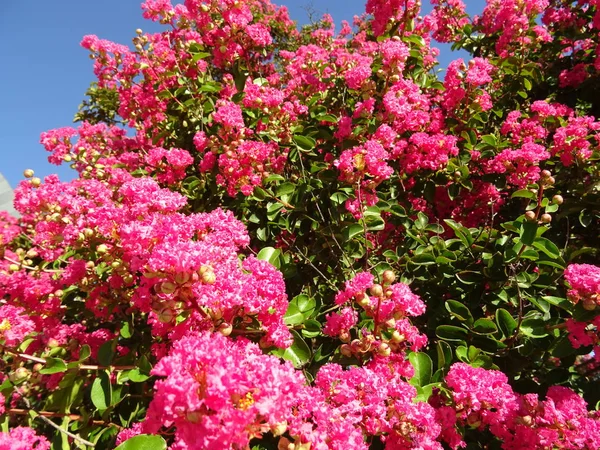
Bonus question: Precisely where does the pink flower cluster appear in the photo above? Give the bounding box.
[313,362,442,449]
[441,363,600,449]
[564,264,600,307]
[138,332,305,449]
[329,271,428,358]
[0,427,50,450]
[0,305,36,348]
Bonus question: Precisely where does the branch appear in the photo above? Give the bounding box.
[17,391,96,448]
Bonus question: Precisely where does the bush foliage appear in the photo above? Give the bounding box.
[1,0,600,448]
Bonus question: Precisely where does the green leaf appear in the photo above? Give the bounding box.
[409,352,433,387]
[481,134,497,147]
[472,318,498,335]
[275,183,296,197]
[550,334,577,358]
[445,300,474,325]
[542,296,572,312]
[436,325,468,342]
[293,135,316,150]
[316,114,338,123]
[200,82,222,93]
[301,319,322,338]
[456,345,469,362]
[410,253,436,265]
[91,371,112,410]
[293,294,317,317]
[443,219,473,246]
[496,308,517,338]
[456,271,482,285]
[342,224,364,241]
[98,340,116,367]
[39,358,67,375]
[330,192,349,205]
[120,322,132,339]
[520,318,549,338]
[512,189,536,199]
[436,340,453,369]
[192,51,211,61]
[256,247,281,269]
[520,221,538,246]
[532,237,560,259]
[128,368,150,383]
[114,435,167,450]
[284,302,304,326]
[579,209,593,227]
[520,248,540,260]
[271,330,311,368]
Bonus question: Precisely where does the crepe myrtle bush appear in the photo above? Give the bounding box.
[1,0,600,448]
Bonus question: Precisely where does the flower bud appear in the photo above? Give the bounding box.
[552,195,563,205]
[23,169,34,178]
[391,330,405,343]
[9,367,31,383]
[582,298,597,311]
[382,270,396,285]
[378,342,391,357]
[540,213,552,224]
[525,211,536,222]
[158,308,174,323]
[541,170,551,179]
[201,268,216,285]
[518,415,533,426]
[370,284,384,297]
[160,281,178,295]
[357,296,371,308]
[186,411,201,423]
[467,412,481,428]
[271,421,288,436]
[96,244,108,254]
[217,322,233,337]
[8,264,20,272]
[30,177,42,187]
[174,272,191,285]
[340,344,353,357]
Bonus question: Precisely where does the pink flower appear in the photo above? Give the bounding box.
[465,58,494,86]
[213,100,245,128]
[0,427,50,450]
[323,307,358,338]
[564,264,600,304]
[142,332,305,449]
[0,305,36,347]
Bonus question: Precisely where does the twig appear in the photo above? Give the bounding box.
[8,351,135,371]
[3,256,62,274]
[18,390,96,448]
[7,409,121,429]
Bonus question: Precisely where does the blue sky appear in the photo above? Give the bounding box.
[0,0,485,190]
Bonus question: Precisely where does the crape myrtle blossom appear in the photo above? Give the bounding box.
[8,174,292,349]
[4,0,600,447]
[0,427,50,450]
[138,332,305,449]
[442,364,600,449]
